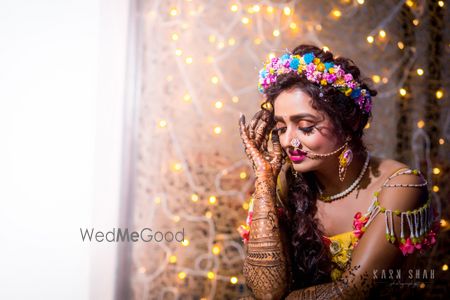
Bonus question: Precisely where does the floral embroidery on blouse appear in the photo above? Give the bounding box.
[322,232,358,281]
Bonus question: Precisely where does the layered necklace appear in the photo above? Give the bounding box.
[317,152,370,202]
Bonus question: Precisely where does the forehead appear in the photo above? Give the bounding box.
[273,88,319,119]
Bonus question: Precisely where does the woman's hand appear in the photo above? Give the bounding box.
[239,110,283,181]
[239,110,291,299]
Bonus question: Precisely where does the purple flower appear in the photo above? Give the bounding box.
[363,98,372,112]
[324,73,337,83]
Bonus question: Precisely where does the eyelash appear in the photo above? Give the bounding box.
[275,125,315,135]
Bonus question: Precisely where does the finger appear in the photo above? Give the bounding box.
[257,109,274,149]
[239,114,254,159]
[270,130,283,175]
[239,115,268,169]
[262,133,269,152]
[254,119,268,148]
[260,108,272,122]
[248,110,263,140]
[239,114,260,162]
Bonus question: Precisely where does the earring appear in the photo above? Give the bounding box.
[291,137,301,149]
[338,141,353,182]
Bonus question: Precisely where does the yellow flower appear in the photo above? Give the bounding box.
[335,78,345,85]
[331,268,342,281]
[329,68,335,74]
[313,57,321,65]
[317,63,325,72]
[345,88,353,96]
[320,79,328,86]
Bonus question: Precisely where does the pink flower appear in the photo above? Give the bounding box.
[334,65,345,77]
[353,228,365,239]
[344,73,353,82]
[352,211,368,239]
[306,63,316,73]
[321,236,331,248]
[353,212,368,229]
[245,211,253,225]
[414,242,422,250]
[424,230,437,247]
[237,225,250,244]
[347,81,357,89]
[399,238,415,256]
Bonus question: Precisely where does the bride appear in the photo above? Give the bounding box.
[237,44,439,299]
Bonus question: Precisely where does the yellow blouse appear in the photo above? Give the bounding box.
[324,231,358,281]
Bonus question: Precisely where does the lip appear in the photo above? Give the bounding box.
[289,150,307,156]
[289,152,307,163]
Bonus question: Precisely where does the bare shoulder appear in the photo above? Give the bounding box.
[370,156,408,179]
[370,156,428,211]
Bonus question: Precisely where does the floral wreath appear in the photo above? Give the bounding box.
[258,52,373,113]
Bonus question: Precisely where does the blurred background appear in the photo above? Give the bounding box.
[0,0,448,299]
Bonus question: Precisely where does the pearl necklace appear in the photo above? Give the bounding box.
[318,152,370,202]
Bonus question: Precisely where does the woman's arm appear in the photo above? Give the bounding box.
[239,112,290,299]
[285,171,430,299]
[243,172,290,299]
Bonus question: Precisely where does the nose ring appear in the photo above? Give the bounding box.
[291,137,301,148]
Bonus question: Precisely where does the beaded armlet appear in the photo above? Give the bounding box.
[352,168,439,256]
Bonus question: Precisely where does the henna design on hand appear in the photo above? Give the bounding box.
[239,111,282,180]
[238,111,289,299]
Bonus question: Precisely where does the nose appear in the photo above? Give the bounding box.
[280,126,299,151]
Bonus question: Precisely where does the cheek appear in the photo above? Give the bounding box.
[302,128,340,150]
[301,134,328,149]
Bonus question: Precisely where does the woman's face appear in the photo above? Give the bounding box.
[273,87,343,173]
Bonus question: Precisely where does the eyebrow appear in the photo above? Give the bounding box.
[274,113,319,123]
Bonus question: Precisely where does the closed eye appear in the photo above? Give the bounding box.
[275,127,287,134]
[274,126,315,135]
[299,125,315,134]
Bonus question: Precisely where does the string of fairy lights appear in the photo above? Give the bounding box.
[132,0,449,298]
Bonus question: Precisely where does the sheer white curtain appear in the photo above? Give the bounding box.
[0,1,130,299]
